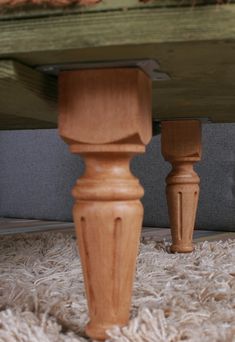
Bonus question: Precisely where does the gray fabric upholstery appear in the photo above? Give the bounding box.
[0,123,235,230]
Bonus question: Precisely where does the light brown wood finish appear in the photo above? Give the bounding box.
[161,120,202,253]
[59,68,152,340]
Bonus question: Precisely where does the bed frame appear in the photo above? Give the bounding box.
[0,1,234,339]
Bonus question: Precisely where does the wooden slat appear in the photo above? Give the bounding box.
[0,60,57,129]
[0,0,233,20]
[1,6,235,62]
[1,218,234,239]
[153,78,235,123]
[0,218,74,235]
[0,4,235,126]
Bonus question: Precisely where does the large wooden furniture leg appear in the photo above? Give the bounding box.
[59,68,152,340]
[161,120,202,253]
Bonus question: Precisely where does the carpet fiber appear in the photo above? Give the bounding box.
[0,232,234,341]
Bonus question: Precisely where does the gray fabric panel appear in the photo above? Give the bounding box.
[0,130,81,221]
[0,124,235,230]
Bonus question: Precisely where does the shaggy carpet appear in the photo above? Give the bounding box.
[0,231,234,341]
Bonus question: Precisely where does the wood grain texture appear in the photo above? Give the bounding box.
[59,68,152,146]
[0,4,234,123]
[0,0,233,19]
[1,5,235,60]
[59,68,152,340]
[0,60,57,128]
[161,120,201,253]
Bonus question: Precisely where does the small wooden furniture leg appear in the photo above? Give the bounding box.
[59,68,152,340]
[161,120,202,253]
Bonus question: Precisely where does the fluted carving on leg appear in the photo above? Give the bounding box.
[161,120,202,253]
[72,150,144,340]
[166,161,200,253]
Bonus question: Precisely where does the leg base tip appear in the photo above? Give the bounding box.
[85,322,108,341]
[85,321,126,341]
[170,244,194,253]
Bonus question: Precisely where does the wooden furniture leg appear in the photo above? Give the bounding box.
[161,120,202,253]
[59,68,152,340]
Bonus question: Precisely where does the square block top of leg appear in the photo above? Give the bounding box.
[161,120,202,161]
[59,68,152,145]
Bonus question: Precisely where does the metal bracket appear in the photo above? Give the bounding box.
[37,59,170,81]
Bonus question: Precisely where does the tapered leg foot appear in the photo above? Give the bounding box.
[161,120,202,253]
[85,322,113,341]
[72,152,144,340]
[59,67,152,339]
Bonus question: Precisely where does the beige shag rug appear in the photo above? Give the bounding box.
[0,232,234,342]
